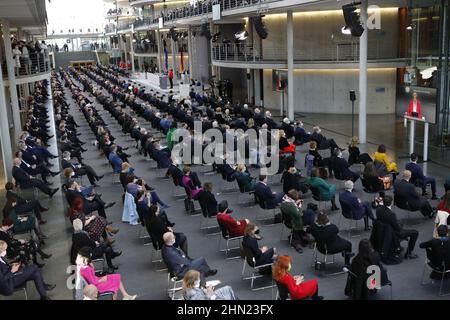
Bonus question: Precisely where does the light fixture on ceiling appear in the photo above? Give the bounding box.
[341,26,352,35]
[420,66,437,80]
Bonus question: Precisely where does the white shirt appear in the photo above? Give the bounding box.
[413,101,417,113]
[434,210,449,238]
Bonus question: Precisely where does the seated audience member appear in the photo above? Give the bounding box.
[196,182,218,217]
[135,190,174,226]
[376,195,419,259]
[345,239,389,300]
[433,210,450,239]
[309,212,353,265]
[161,232,217,286]
[182,166,203,200]
[281,156,309,195]
[362,162,390,192]
[347,136,372,166]
[146,205,187,253]
[4,182,48,224]
[278,129,296,155]
[308,168,339,211]
[437,190,450,214]
[62,151,103,187]
[0,240,55,300]
[330,149,359,182]
[419,225,450,279]
[76,247,137,300]
[242,223,276,267]
[83,284,98,300]
[310,126,342,152]
[394,170,436,218]
[108,144,123,173]
[272,255,322,300]
[68,197,117,243]
[254,175,284,209]
[373,144,398,175]
[294,121,310,145]
[71,219,121,273]
[216,200,249,238]
[406,153,437,199]
[234,164,255,192]
[11,157,59,197]
[281,190,314,252]
[152,140,171,168]
[445,177,450,192]
[182,270,238,300]
[308,141,326,168]
[339,180,376,231]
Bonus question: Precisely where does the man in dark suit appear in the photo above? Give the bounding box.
[0,240,54,300]
[264,111,279,130]
[16,151,58,184]
[339,180,376,231]
[152,141,171,168]
[62,151,103,186]
[420,225,450,276]
[376,195,419,259]
[405,153,437,199]
[161,232,217,286]
[12,158,59,197]
[393,170,436,218]
[254,175,284,209]
[330,149,359,182]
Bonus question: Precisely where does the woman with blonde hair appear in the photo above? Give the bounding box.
[272,255,322,300]
[182,270,238,300]
[234,164,255,192]
[348,136,372,165]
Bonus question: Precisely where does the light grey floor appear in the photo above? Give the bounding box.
[2,72,450,300]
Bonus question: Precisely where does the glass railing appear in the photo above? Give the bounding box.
[2,52,51,80]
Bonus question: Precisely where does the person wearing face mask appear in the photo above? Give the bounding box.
[77,247,137,300]
[182,270,238,300]
[254,175,285,209]
[419,225,450,280]
[0,240,55,299]
[242,223,276,268]
[272,255,322,300]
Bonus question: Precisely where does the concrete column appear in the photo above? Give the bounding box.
[209,21,215,77]
[0,65,14,181]
[2,20,22,141]
[287,11,294,121]
[170,38,177,76]
[254,69,261,107]
[130,34,135,74]
[187,26,193,81]
[156,29,162,73]
[359,0,368,143]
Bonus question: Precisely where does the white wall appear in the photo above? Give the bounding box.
[263,68,397,114]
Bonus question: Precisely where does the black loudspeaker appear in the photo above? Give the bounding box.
[252,16,268,39]
[169,27,178,42]
[349,90,356,101]
[246,73,251,80]
[342,3,364,37]
[201,23,212,40]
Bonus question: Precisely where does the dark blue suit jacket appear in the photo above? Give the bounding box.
[254,182,276,208]
[405,162,426,186]
[108,152,123,173]
[0,258,14,296]
[339,190,364,219]
[161,245,190,277]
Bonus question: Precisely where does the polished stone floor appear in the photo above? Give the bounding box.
[1,74,450,300]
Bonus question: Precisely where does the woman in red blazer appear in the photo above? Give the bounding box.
[407,92,422,118]
[216,200,248,238]
[272,255,323,300]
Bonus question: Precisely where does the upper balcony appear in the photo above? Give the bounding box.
[133,43,159,54]
[105,8,138,20]
[211,42,408,69]
[2,52,51,85]
[129,0,162,6]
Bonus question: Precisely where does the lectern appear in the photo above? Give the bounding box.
[404,115,430,162]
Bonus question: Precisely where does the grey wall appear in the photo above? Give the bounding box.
[219,67,248,103]
[191,35,210,84]
[263,68,398,115]
[261,9,400,61]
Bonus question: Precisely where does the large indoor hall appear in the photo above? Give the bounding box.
[0,0,449,309]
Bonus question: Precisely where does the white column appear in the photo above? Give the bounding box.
[423,121,429,162]
[287,11,294,121]
[409,119,415,155]
[0,65,14,181]
[187,26,193,82]
[130,34,135,74]
[2,20,22,141]
[170,38,176,75]
[358,0,368,143]
[209,21,216,78]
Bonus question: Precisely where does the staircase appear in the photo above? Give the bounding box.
[54,51,98,69]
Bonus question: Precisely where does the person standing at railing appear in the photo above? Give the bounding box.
[12,45,22,76]
[20,41,31,75]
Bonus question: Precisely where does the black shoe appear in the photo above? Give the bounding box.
[431,195,438,200]
[112,251,122,258]
[40,252,52,259]
[105,202,116,209]
[51,171,61,177]
[44,181,53,186]
[44,283,56,291]
[167,222,175,227]
[35,262,45,268]
[422,191,429,196]
[92,183,100,187]
[49,188,59,198]
[331,206,340,211]
[205,269,217,277]
[108,265,119,271]
[97,175,104,181]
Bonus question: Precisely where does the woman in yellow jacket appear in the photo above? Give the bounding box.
[373,144,398,173]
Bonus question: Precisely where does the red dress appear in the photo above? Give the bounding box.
[216,213,247,238]
[276,273,318,300]
[407,100,422,118]
[80,265,121,294]
[438,201,450,214]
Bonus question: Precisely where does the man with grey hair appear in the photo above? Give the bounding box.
[62,151,103,186]
[339,180,376,231]
[393,170,436,218]
[83,284,98,300]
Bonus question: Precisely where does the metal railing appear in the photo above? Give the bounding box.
[212,40,397,63]
[2,52,51,80]
[133,43,159,54]
[105,25,116,34]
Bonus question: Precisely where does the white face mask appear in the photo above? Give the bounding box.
[194,280,201,288]
[75,255,86,266]
[0,250,7,258]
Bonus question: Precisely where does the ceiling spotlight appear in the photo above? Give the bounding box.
[234,30,248,41]
[341,26,352,35]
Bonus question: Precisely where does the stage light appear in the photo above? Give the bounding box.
[341,26,352,35]
[342,2,364,37]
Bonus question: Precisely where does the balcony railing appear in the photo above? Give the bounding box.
[212,41,398,63]
[2,52,51,80]
[133,43,159,54]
